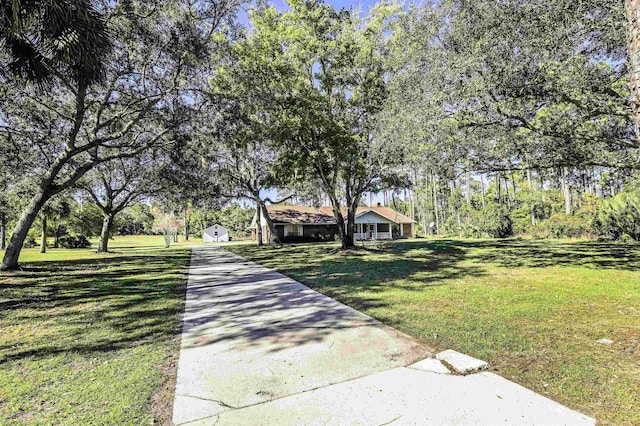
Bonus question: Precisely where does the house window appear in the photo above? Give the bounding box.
[285,225,303,236]
[377,223,390,233]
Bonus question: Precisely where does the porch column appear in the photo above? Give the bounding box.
[411,223,415,238]
[400,223,404,237]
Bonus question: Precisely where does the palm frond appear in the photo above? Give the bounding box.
[0,0,113,87]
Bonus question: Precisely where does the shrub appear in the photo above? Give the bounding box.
[596,189,640,241]
[511,206,533,235]
[526,223,551,239]
[282,232,335,243]
[480,204,513,238]
[443,204,512,239]
[619,233,635,244]
[23,235,37,248]
[58,235,91,249]
[545,213,592,239]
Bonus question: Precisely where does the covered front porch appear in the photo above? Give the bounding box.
[354,223,392,240]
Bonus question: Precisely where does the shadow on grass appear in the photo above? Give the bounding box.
[221,240,485,324]
[234,239,481,285]
[454,239,640,270]
[226,238,640,318]
[4,238,636,362]
[0,250,190,364]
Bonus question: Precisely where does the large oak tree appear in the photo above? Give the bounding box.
[0,0,242,270]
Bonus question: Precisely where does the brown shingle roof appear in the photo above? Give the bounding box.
[265,205,414,225]
[266,205,336,225]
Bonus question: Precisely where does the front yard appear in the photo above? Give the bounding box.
[0,236,191,425]
[226,238,640,426]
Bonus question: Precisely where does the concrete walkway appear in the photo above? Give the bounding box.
[173,246,594,425]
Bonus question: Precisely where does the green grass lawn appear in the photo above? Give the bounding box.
[0,235,194,425]
[226,238,640,425]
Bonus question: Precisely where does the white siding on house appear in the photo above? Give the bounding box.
[353,211,395,240]
[354,211,394,225]
[250,210,269,228]
[356,212,395,223]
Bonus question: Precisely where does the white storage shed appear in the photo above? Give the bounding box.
[203,224,230,242]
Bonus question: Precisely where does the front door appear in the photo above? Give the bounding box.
[366,224,375,239]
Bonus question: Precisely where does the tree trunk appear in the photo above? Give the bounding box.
[163,231,172,248]
[539,171,544,192]
[563,167,572,215]
[40,215,47,253]
[97,213,114,253]
[329,199,352,250]
[184,209,189,241]
[432,174,439,235]
[411,169,417,220]
[40,215,47,254]
[505,174,511,210]
[257,199,282,246]
[480,174,486,208]
[2,189,50,269]
[202,209,208,235]
[585,169,593,195]
[0,213,6,251]
[626,0,640,141]
[527,170,536,226]
[345,203,356,249]
[410,188,415,220]
[465,169,471,205]
[255,204,263,246]
[54,227,59,248]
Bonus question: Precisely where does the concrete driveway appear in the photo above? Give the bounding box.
[172,246,594,425]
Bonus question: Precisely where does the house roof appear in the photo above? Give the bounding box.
[265,206,337,225]
[356,206,415,224]
[204,224,227,231]
[260,205,414,225]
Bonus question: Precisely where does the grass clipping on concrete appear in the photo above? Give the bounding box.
[227,238,640,426]
[0,236,191,425]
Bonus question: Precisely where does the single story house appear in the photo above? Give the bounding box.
[203,224,230,242]
[250,205,415,244]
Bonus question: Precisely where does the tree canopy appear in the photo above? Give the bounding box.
[1,0,640,265]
